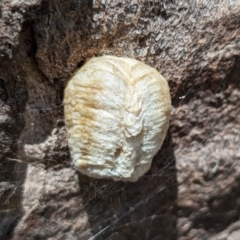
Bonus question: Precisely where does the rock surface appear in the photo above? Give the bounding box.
[0,0,239,239]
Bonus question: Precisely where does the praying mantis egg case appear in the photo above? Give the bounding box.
[64,55,172,182]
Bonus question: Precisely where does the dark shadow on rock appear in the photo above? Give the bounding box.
[78,131,177,240]
[16,19,62,146]
[0,4,41,239]
[16,0,96,167]
[191,176,240,234]
[0,162,27,240]
[228,57,240,89]
[0,41,28,240]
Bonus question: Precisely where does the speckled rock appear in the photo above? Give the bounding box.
[0,0,240,239]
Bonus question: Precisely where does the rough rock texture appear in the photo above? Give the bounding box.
[12,165,92,240]
[0,0,239,239]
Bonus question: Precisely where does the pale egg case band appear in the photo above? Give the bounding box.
[64,55,172,182]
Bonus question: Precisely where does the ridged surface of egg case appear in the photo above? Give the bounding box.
[64,56,172,181]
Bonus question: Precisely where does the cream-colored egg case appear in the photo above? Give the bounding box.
[64,56,172,181]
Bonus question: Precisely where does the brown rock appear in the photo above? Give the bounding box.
[0,0,239,239]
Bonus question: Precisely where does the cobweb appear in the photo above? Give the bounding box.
[0,53,178,239]
[0,0,240,240]
[2,63,239,239]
